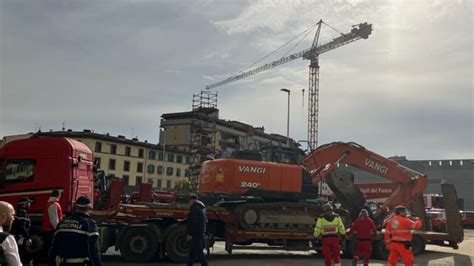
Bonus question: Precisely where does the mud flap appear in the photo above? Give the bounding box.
[441,184,464,244]
[326,169,366,220]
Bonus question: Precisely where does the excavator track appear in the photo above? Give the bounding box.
[234,202,321,232]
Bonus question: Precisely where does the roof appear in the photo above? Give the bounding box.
[32,130,190,154]
[161,110,297,145]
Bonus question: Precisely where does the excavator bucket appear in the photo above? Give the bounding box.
[325,169,366,220]
[441,183,464,244]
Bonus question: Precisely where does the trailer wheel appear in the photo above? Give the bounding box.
[411,235,426,256]
[165,225,189,263]
[373,240,389,260]
[120,227,158,262]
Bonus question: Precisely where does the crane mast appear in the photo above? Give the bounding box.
[206,20,372,149]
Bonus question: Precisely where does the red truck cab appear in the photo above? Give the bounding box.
[0,136,94,216]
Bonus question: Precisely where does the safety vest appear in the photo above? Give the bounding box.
[314,213,345,237]
[384,214,422,242]
[42,199,63,231]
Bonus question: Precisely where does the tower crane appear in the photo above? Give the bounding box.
[205,19,372,149]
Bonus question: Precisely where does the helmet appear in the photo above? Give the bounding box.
[322,203,333,212]
[395,206,407,215]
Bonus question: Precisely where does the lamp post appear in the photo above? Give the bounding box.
[280,88,290,146]
[160,126,166,190]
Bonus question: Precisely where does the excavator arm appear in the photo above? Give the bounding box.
[301,142,428,213]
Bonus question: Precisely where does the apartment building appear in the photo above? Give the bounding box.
[1,130,192,192]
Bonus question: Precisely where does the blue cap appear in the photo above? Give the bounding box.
[75,196,91,208]
[18,197,33,204]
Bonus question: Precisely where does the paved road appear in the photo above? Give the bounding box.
[102,230,474,265]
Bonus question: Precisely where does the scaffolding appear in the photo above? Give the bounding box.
[189,91,218,190]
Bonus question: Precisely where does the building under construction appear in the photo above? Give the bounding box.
[160,91,304,187]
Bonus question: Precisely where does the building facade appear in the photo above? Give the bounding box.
[1,130,192,192]
[160,108,304,164]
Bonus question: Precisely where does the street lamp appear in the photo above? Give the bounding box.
[160,126,166,190]
[280,88,290,146]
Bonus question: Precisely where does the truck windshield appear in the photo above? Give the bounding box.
[0,159,36,184]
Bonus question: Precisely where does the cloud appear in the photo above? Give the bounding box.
[0,0,472,160]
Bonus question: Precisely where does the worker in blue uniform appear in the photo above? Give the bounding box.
[49,196,101,266]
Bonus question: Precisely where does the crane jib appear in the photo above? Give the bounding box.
[205,22,372,90]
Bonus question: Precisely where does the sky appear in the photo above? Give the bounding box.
[0,0,472,159]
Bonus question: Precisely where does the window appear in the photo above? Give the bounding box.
[158,151,164,161]
[137,162,143,173]
[125,146,131,156]
[147,164,155,174]
[148,150,156,160]
[157,179,162,189]
[185,156,191,164]
[167,153,175,162]
[166,180,172,189]
[123,175,130,186]
[110,144,117,154]
[136,176,142,186]
[176,155,183,163]
[185,169,191,177]
[0,159,35,184]
[123,161,130,172]
[147,178,153,185]
[166,167,174,176]
[109,159,116,170]
[176,168,181,177]
[157,166,163,175]
[94,142,102,152]
[138,149,144,158]
[95,157,101,169]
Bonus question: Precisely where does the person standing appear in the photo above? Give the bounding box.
[384,206,422,266]
[11,197,34,264]
[348,209,377,266]
[49,196,101,266]
[314,203,346,266]
[0,201,22,266]
[186,194,208,266]
[41,189,63,261]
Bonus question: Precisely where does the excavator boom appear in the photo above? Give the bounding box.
[301,142,428,212]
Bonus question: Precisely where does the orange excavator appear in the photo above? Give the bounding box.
[198,142,428,231]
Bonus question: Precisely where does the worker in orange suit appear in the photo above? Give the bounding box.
[348,209,377,266]
[384,206,422,266]
[314,203,346,266]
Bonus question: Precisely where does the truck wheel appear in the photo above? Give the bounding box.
[165,225,189,263]
[120,227,158,262]
[411,235,426,256]
[373,240,389,260]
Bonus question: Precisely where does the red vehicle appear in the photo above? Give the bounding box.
[461,211,474,228]
[0,136,94,215]
[426,209,447,232]
[0,138,465,263]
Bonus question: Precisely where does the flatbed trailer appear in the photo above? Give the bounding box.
[93,184,463,263]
